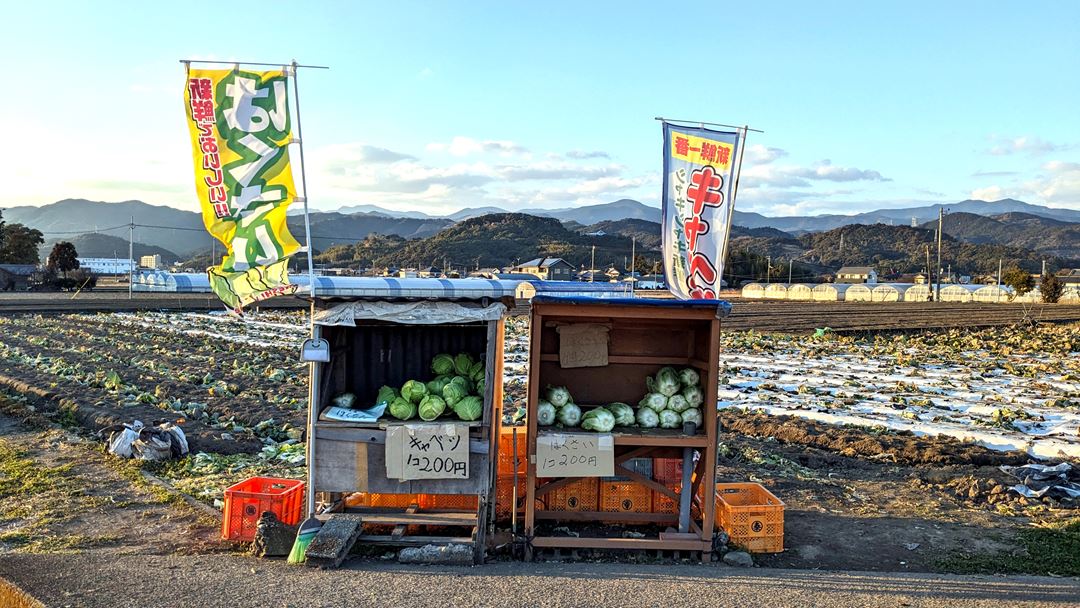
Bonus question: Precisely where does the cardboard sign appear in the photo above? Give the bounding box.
[536,432,614,477]
[557,323,610,368]
[385,423,470,481]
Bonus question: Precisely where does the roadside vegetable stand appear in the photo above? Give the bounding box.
[524,296,728,561]
[303,278,515,564]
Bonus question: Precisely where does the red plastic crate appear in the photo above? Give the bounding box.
[222,477,305,542]
[653,458,683,484]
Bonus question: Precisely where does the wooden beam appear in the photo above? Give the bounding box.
[531,536,709,551]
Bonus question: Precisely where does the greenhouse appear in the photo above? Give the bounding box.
[972,285,1013,303]
[844,284,874,302]
[904,284,932,302]
[763,283,789,299]
[871,283,910,302]
[812,283,853,301]
[1060,286,1080,303]
[940,284,981,302]
[741,283,765,299]
[786,284,814,300]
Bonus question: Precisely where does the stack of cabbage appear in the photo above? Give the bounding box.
[381,352,487,422]
[536,387,633,433]
[637,367,703,429]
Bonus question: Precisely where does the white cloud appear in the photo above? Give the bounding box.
[565,150,610,159]
[427,136,529,157]
[967,160,1080,208]
[495,162,623,181]
[741,159,889,189]
[987,135,1069,156]
[743,144,787,165]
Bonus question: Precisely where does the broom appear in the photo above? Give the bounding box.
[287,516,321,564]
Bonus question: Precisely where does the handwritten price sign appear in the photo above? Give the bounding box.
[536,432,614,477]
[386,424,470,481]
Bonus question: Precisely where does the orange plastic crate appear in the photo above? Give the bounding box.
[715,483,785,553]
[222,477,304,542]
[497,427,527,476]
[495,474,537,520]
[425,494,480,510]
[600,481,652,513]
[653,483,682,514]
[367,493,429,508]
[547,478,599,512]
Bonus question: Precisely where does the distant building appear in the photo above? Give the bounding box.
[0,264,37,291]
[511,257,575,281]
[78,257,136,276]
[1058,269,1080,286]
[834,266,878,284]
[585,230,607,237]
[139,254,162,269]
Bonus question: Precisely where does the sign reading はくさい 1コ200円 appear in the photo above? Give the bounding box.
[184,68,301,309]
[661,123,741,300]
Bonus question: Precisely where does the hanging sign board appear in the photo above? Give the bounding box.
[385,424,470,481]
[536,432,614,477]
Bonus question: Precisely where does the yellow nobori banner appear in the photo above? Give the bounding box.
[184,67,300,308]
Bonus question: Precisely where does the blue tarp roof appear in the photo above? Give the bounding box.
[531,295,732,316]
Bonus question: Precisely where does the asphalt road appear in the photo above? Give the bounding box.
[1,553,1077,608]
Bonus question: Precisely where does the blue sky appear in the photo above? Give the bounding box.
[3,1,1078,216]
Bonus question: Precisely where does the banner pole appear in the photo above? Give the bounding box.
[719,126,751,290]
[289,60,317,302]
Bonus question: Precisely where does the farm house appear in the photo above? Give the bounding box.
[787,284,814,300]
[871,284,910,302]
[940,284,980,302]
[812,283,853,301]
[844,284,874,302]
[741,283,765,298]
[763,283,789,299]
[972,285,1013,303]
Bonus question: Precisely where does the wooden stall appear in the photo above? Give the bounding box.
[305,289,512,563]
[523,297,727,561]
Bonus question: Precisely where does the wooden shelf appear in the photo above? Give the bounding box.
[538,354,692,365]
[535,428,706,448]
[531,536,710,552]
[533,510,679,524]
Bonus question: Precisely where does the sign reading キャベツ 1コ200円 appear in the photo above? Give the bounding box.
[184,67,302,310]
[661,123,741,300]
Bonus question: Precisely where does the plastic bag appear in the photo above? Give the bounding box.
[100,420,189,461]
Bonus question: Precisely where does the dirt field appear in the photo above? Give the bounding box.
[0,310,1076,582]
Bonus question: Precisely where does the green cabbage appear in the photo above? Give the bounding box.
[401,380,427,404]
[453,396,483,421]
[607,402,635,426]
[557,402,581,427]
[388,396,416,420]
[636,407,659,428]
[537,400,557,426]
[450,375,473,394]
[468,361,485,383]
[682,385,704,408]
[376,386,399,406]
[475,376,486,395]
[667,394,690,413]
[442,381,468,406]
[659,409,682,428]
[426,376,451,396]
[680,408,702,427]
[418,395,447,421]
[431,354,455,376]
[546,386,571,408]
[581,408,615,432]
[639,393,668,412]
[454,353,475,376]
[678,368,700,387]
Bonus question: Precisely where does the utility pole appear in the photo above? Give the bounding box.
[925,245,932,301]
[997,258,1002,286]
[630,237,636,297]
[839,232,844,254]
[128,217,134,300]
[935,207,944,301]
[788,259,793,284]
[766,256,771,284]
[1042,259,1047,277]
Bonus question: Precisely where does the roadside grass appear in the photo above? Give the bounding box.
[936,518,1080,576]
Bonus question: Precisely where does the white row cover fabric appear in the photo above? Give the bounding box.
[314,300,506,327]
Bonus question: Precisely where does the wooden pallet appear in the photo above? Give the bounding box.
[339,504,489,564]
